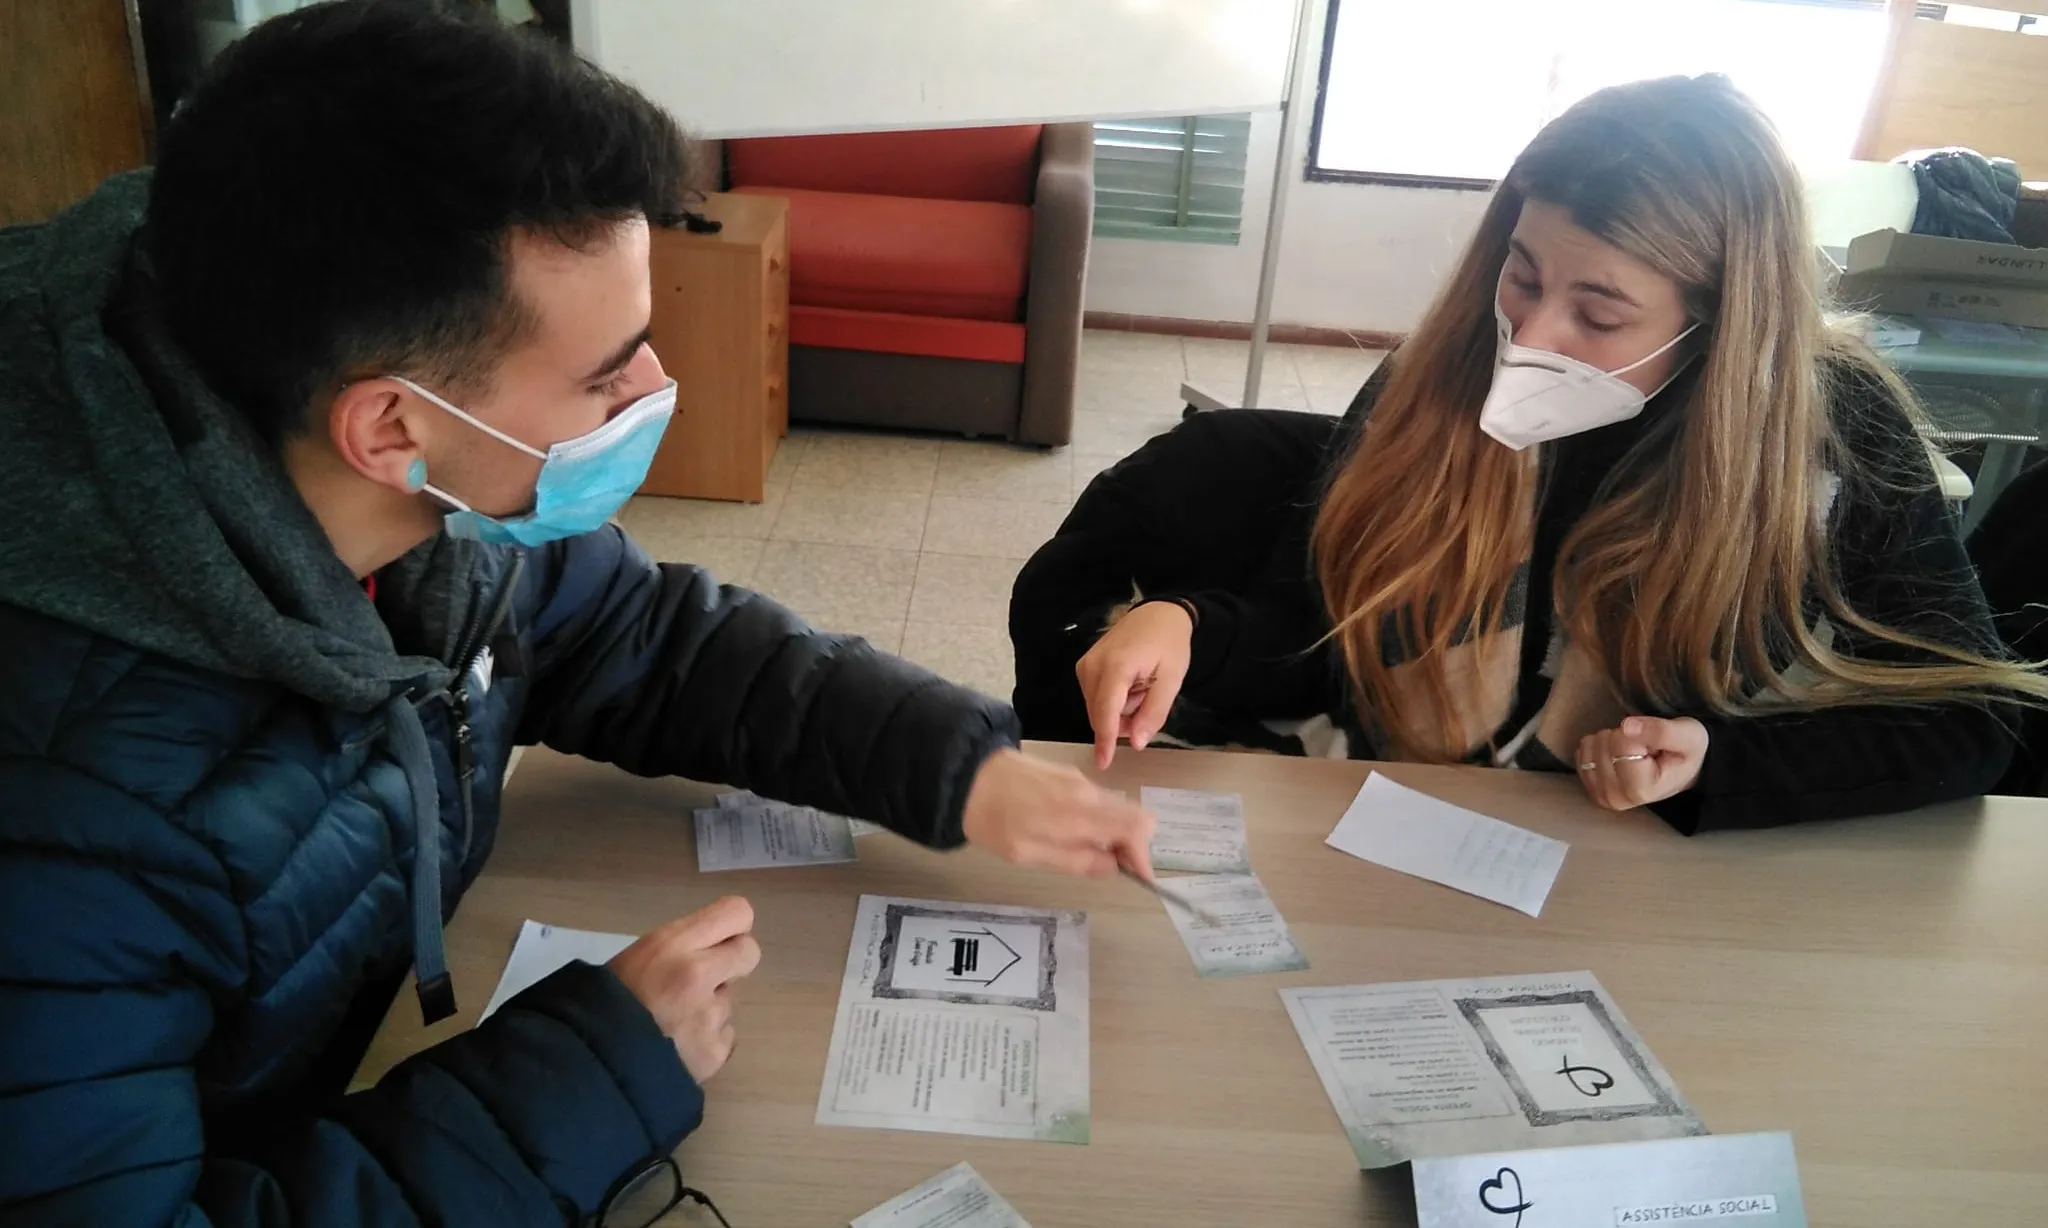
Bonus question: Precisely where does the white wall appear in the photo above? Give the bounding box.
[1083,5,1494,336]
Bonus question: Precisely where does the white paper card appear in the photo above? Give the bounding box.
[1280,972,1703,1169]
[1326,773,1566,916]
[480,919,636,1021]
[817,895,1091,1143]
[695,803,858,872]
[1141,786,1251,873]
[1413,1132,1805,1227]
[851,1162,1033,1228]
[1160,872,1309,978]
[719,790,884,837]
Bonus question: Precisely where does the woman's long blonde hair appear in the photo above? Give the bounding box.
[1313,74,2045,762]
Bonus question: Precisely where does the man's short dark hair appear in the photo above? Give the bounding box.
[145,0,691,444]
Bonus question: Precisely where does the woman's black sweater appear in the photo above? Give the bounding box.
[1010,362,2016,833]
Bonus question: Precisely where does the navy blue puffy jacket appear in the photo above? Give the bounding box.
[0,527,1017,1226]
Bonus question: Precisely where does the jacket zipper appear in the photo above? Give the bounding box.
[443,554,525,866]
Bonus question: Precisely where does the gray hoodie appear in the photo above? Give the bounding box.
[0,169,469,711]
[0,170,505,1019]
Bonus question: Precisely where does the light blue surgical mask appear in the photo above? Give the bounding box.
[394,376,677,547]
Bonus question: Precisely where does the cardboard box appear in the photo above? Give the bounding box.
[1846,228,2048,288]
[1833,272,2048,329]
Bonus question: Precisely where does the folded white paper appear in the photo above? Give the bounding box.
[695,803,857,872]
[851,1162,1032,1228]
[1413,1132,1804,1227]
[481,919,635,1021]
[719,790,884,837]
[1326,774,1566,917]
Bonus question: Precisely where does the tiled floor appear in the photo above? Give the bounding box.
[619,330,1383,701]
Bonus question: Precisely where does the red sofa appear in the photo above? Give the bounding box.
[727,123,1093,446]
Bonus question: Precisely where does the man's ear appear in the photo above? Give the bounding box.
[327,377,428,493]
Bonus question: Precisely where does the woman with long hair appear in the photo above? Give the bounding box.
[1010,74,2044,831]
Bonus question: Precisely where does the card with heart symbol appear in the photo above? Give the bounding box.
[1282,972,1703,1168]
[1411,1131,1806,1227]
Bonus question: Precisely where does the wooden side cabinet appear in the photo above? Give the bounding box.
[643,192,790,502]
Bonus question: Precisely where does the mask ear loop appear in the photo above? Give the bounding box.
[419,482,475,514]
[388,375,548,514]
[389,376,549,460]
[1611,320,1702,379]
[1631,321,1707,402]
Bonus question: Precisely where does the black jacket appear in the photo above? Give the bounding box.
[1967,459,2048,795]
[1012,364,2014,833]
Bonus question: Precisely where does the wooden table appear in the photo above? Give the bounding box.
[360,744,2048,1227]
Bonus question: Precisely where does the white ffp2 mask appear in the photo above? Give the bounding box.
[1478,298,1699,451]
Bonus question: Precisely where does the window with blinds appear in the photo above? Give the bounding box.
[1091,115,1252,245]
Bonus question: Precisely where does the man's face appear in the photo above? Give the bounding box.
[419,217,666,518]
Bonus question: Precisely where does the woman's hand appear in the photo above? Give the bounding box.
[1574,716,1709,810]
[1074,600,1194,769]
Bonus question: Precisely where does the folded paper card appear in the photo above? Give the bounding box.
[1412,1131,1804,1227]
[1326,773,1566,916]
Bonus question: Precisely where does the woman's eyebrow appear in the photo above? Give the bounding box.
[1509,238,1642,308]
[1574,280,1642,308]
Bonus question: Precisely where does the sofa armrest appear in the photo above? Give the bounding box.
[690,138,726,192]
[1017,122,1094,447]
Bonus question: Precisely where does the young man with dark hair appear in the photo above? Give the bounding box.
[0,3,1153,1223]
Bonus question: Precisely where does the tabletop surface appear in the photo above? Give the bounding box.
[359,743,2048,1227]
